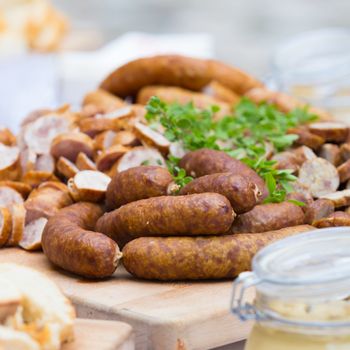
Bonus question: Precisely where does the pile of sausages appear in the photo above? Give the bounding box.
[2,54,350,281]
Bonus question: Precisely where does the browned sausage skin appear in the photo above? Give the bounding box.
[100,55,262,98]
[96,193,235,248]
[105,166,173,210]
[179,149,268,200]
[122,225,314,280]
[42,202,121,278]
[179,173,261,214]
[231,202,305,233]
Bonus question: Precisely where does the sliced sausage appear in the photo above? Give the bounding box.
[106,166,173,210]
[75,152,97,171]
[313,211,350,228]
[0,181,31,199]
[309,122,348,143]
[96,193,235,248]
[82,89,125,113]
[179,149,267,199]
[288,128,325,150]
[35,153,55,173]
[0,144,20,181]
[19,217,48,251]
[112,130,140,148]
[42,202,122,278]
[271,151,301,173]
[96,145,131,172]
[298,158,339,198]
[122,225,314,280]
[304,199,335,225]
[231,202,305,233]
[179,173,261,214]
[0,207,12,247]
[292,146,317,163]
[56,157,79,179]
[22,171,59,188]
[340,143,350,161]
[337,159,350,183]
[318,143,342,166]
[7,203,26,246]
[320,189,350,208]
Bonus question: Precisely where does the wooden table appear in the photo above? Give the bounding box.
[68,319,134,350]
[0,248,252,350]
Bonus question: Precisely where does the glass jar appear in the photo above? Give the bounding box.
[231,227,350,350]
[268,28,350,123]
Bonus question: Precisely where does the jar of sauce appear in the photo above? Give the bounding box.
[268,28,350,123]
[231,227,350,350]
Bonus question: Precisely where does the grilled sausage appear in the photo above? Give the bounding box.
[231,202,305,233]
[179,149,267,199]
[179,173,260,214]
[122,225,314,280]
[42,202,121,278]
[100,55,262,98]
[96,193,235,247]
[106,166,173,210]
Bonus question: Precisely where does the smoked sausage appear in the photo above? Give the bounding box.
[42,202,121,278]
[96,193,235,247]
[122,225,314,280]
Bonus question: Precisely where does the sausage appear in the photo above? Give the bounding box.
[308,122,348,143]
[35,153,55,173]
[271,151,301,173]
[202,80,240,104]
[287,128,325,150]
[112,130,140,148]
[245,87,332,121]
[340,143,350,161]
[96,193,235,248]
[298,158,339,198]
[100,55,262,98]
[24,181,73,224]
[179,173,261,214]
[50,132,94,162]
[19,217,48,251]
[95,145,130,171]
[106,166,173,210]
[7,203,26,246]
[82,89,125,113]
[231,202,305,233]
[136,86,232,119]
[22,171,59,188]
[56,157,79,179]
[179,149,268,199]
[94,130,117,151]
[0,144,20,181]
[337,159,350,183]
[42,202,121,278]
[0,207,12,247]
[286,192,313,212]
[320,189,350,208]
[292,146,316,163]
[304,199,335,225]
[122,225,314,280]
[68,170,111,203]
[0,181,31,199]
[318,143,342,166]
[313,211,350,228]
[75,152,97,171]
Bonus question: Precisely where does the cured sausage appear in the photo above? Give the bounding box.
[298,158,339,198]
[245,87,331,121]
[308,122,348,143]
[75,152,97,171]
[106,166,173,210]
[337,159,350,183]
[313,211,350,228]
[179,173,261,214]
[320,189,350,208]
[19,217,48,251]
[136,85,232,119]
[231,202,305,233]
[179,149,267,199]
[56,157,79,179]
[122,225,314,280]
[0,144,20,181]
[271,151,301,173]
[96,193,235,248]
[340,143,350,161]
[95,145,130,171]
[288,128,325,150]
[100,55,262,98]
[318,143,342,166]
[42,202,122,278]
[304,199,335,225]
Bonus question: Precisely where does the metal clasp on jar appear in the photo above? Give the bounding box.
[231,271,264,321]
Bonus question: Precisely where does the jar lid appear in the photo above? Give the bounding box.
[253,227,350,286]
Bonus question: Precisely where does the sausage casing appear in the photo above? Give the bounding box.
[231,202,305,233]
[122,225,314,280]
[179,173,260,214]
[96,193,235,247]
[105,166,173,210]
[42,202,121,278]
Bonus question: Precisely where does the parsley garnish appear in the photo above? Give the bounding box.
[145,96,318,202]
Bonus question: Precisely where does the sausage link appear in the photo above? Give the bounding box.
[304,199,334,225]
[122,225,314,280]
[179,173,260,214]
[96,193,235,247]
[231,202,305,233]
[42,202,121,278]
[179,149,267,199]
[106,166,173,210]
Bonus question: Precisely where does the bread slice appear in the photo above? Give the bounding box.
[0,263,75,350]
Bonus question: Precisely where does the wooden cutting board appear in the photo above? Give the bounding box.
[68,319,134,350]
[0,249,252,350]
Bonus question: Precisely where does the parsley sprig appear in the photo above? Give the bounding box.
[145,96,317,202]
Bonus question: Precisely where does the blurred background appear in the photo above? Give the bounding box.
[1,0,350,129]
